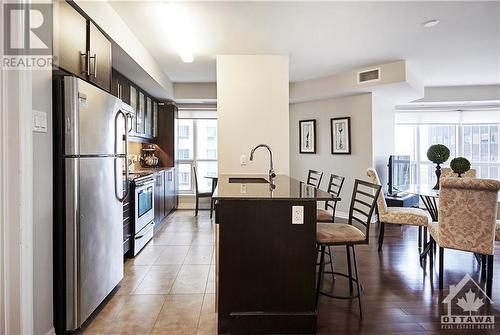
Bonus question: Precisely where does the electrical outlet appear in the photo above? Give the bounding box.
[240,155,247,166]
[292,206,304,224]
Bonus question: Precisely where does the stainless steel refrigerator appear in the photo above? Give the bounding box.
[54,76,129,333]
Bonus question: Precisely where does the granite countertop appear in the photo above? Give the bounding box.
[213,174,339,201]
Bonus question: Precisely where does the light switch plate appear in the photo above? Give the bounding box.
[33,110,47,133]
[240,155,247,166]
[292,206,304,224]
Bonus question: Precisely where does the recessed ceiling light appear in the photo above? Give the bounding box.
[163,2,195,63]
[422,19,440,28]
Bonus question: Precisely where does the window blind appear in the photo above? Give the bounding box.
[178,104,217,119]
[395,109,500,124]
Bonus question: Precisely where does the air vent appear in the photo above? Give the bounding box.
[358,68,380,84]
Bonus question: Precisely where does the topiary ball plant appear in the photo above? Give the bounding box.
[450,157,471,177]
[427,144,450,190]
[426,144,450,164]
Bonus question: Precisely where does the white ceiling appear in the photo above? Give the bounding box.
[110,1,500,86]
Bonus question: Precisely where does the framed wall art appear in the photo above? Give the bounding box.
[299,119,316,154]
[331,117,351,154]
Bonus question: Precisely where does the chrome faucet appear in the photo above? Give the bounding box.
[249,144,276,183]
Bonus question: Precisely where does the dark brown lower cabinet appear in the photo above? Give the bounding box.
[165,168,176,214]
[154,170,165,226]
[123,180,133,256]
[154,168,178,229]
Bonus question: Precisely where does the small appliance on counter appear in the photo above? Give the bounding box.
[140,145,159,167]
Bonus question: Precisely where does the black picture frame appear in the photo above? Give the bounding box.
[299,119,316,154]
[330,117,351,154]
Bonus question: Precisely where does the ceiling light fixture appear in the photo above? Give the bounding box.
[422,19,440,28]
[163,2,194,63]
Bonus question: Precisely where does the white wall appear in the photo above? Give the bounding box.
[371,94,395,190]
[217,55,290,175]
[289,94,373,215]
[290,60,421,103]
[32,70,54,335]
[414,84,500,103]
[174,83,217,103]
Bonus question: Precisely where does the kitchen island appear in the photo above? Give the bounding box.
[213,175,339,334]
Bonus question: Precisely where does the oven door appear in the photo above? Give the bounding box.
[135,181,155,233]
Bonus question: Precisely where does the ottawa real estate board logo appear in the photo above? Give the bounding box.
[3,2,53,69]
[441,274,495,330]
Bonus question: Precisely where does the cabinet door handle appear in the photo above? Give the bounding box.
[80,52,89,76]
[89,53,97,78]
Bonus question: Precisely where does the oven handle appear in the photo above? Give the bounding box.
[135,179,155,188]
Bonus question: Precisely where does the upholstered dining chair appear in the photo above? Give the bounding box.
[316,179,381,318]
[366,168,431,251]
[428,177,500,297]
[317,174,345,222]
[307,169,324,188]
[441,167,476,178]
[496,221,500,242]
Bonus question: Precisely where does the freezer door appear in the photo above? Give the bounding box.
[65,157,124,330]
[64,76,123,156]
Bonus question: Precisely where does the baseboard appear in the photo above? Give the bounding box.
[178,194,211,210]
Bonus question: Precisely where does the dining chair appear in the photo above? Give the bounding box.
[428,177,500,297]
[367,168,431,251]
[193,166,213,217]
[317,174,345,222]
[441,167,476,178]
[307,169,324,188]
[316,179,381,318]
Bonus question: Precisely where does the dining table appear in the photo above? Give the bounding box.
[402,184,439,262]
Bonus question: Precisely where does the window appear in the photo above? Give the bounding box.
[395,118,500,184]
[207,126,216,140]
[179,125,190,139]
[178,149,190,160]
[177,118,217,193]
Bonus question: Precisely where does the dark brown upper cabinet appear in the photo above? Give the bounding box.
[88,22,112,91]
[53,1,112,92]
[54,1,87,80]
[112,70,131,105]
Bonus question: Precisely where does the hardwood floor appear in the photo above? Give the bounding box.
[84,210,500,334]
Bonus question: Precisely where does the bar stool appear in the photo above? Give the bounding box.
[307,169,323,188]
[317,174,345,222]
[316,179,381,318]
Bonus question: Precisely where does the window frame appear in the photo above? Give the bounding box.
[177,118,218,194]
[395,122,500,184]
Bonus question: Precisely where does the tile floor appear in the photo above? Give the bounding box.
[84,209,500,334]
[84,210,216,335]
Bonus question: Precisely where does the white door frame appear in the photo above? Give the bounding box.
[0,0,35,333]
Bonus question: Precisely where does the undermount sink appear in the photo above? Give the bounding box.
[228,177,269,184]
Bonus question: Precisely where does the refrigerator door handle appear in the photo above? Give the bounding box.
[114,110,129,202]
